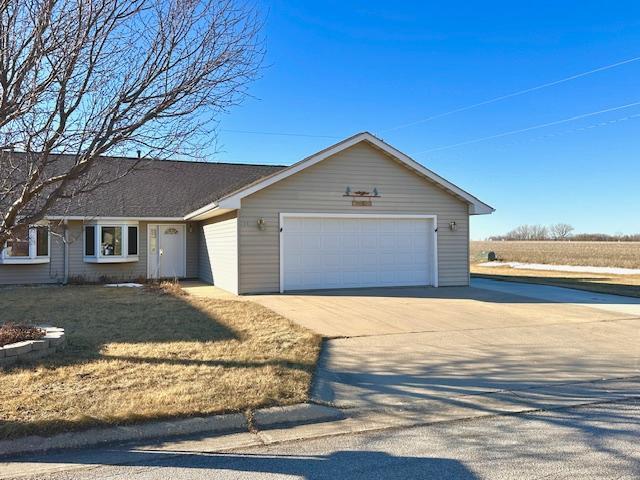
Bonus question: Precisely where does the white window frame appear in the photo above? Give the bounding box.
[0,224,51,265]
[83,220,139,264]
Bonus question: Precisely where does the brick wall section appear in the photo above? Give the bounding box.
[0,327,65,368]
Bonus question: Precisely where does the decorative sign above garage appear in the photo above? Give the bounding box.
[344,186,380,207]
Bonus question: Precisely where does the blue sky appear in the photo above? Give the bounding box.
[213,1,640,239]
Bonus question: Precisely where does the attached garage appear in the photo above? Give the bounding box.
[280,214,437,291]
[186,131,494,295]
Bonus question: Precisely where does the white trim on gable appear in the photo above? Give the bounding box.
[184,132,494,219]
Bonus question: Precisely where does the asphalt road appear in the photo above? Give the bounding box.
[5,399,639,479]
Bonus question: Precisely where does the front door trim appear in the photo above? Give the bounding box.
[147,223,187,279]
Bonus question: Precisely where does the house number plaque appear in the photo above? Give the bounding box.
[344,187,379,207]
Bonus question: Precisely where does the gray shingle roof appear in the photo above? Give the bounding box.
[46,156,286,218]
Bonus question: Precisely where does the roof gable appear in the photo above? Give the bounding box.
[187,132,493,219]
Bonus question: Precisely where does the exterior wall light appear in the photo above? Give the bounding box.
[257,218,266,231]
[449,221,457,231]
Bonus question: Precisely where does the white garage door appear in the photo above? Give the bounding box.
[281,215,436,291]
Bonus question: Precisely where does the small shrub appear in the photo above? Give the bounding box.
[146,280,187,297]
[0,323,46,347]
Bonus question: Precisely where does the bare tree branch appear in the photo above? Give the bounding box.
[0,0,262,245]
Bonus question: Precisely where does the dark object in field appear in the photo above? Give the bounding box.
[0,324,46,347]
[488,251,497,262]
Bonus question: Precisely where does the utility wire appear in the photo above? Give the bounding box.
[498,112,640,149]
[383,55,640,133]
[222,129,341,139]
[414,100,640,155]
[220,56,640,141]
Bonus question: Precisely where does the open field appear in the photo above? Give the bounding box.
[0,284,320,440]
[471,241,640,269]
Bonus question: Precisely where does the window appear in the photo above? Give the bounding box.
[83,222,138,263]
[5,225,29,257]
[101,226,122,256]
[85,226,96,256]
[35,226,49,257]
[127,226,138,256]
[1,225,50,264]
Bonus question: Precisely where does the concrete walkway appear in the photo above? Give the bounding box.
[180,281,245,301]
[472,277,640,317]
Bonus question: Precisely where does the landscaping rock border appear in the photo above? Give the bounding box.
[0,327,65,368]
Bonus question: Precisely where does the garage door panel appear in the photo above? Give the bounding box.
[282,216,435,291]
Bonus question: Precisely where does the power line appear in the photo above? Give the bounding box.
[222,129,341,139]
[383,55,640,133]
[414,100,640,155]
[498,112,640,149]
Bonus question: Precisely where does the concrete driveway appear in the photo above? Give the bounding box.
[249,280,640,415]
[249,283,639,337]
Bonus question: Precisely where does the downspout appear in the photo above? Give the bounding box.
[63,220,69,285]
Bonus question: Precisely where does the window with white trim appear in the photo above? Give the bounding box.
[84,222,139,263]
[0,225,50,264]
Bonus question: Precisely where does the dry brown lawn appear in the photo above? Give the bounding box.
[0,284,321,440]
[471,241,640,269]
[472,264,640,298]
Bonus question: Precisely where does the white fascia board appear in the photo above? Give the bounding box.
[183,202,218,220]
[184,205,236,221]
[215,134,370,208]
[360,134,495,215]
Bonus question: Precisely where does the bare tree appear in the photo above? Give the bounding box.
[529,224,548,240]
[550,223,574,240]
[495,224,549,241]
[0,0,261,245]
[507,225,533,240]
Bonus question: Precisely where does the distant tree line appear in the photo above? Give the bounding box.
[488,224,640,242]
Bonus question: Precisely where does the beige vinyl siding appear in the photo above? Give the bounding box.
[66,220,198,282]
[198,212,238,294]
[0,223,65,285]
[238,142,469,294]
[184,224,199,278]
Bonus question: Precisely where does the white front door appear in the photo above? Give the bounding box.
[280,214,437,292]
[148,224,186,279]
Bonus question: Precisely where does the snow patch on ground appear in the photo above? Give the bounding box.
[105,283,144,288]
[477,262,640,276]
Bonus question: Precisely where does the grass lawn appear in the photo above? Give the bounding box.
[0,284,321,440]
[472,264,640,298]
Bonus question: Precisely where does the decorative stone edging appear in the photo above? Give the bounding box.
[0,327,65,368]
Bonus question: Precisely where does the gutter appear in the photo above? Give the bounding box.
[184,204,236,222]
[183,202,219,221]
